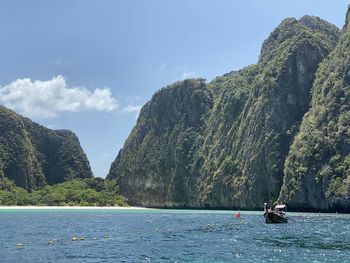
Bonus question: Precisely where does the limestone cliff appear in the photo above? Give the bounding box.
[197,16,340,209]
[278,6,350,212]
[108,79,212,206]
[0,106,93,191]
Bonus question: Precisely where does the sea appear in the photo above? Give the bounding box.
[0,209,349,263]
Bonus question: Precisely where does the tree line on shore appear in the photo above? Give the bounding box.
[0,177,128,207]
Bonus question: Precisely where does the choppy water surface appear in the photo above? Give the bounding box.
[0,209,349,262]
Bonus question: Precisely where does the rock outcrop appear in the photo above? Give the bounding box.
[278,6,350,212]
[0,106,93,191]
[108,79,212,206]
[196,16,340,209]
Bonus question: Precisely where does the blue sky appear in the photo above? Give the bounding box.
[0,0,348,178]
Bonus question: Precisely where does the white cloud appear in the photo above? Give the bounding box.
[122,104,142,115]
[181,71,195,79]
[0,75,118,118]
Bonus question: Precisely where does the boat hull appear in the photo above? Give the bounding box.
[264,212,288,224]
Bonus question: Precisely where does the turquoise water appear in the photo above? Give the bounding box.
[0,209,349,262]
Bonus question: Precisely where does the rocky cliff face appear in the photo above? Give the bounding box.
[108,15,342,210]
[278,7,350,212]
[0,106,93,191]
[197,16,340,209]
[108,79,212,206]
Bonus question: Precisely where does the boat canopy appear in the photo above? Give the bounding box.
[275,205,286,209]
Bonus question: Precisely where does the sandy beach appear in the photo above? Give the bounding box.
[0,206,150,210]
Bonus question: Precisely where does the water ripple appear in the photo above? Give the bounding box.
[1,210,350,262]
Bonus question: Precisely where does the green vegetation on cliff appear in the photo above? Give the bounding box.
[108,78,213,206]
[278,7,350,212]
[0,106,93,191]
[108,15,342,210]
[197,16,340,209]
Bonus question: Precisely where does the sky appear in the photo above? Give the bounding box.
[0,0,348,178]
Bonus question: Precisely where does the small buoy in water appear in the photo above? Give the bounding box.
[235,212,241,219]
[104,235,109,239]
[72,236,78,241]
[16,243,23,247]
[80,237,84,241]
[48,240,54,245]
[93,237,97,240]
